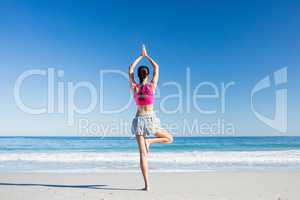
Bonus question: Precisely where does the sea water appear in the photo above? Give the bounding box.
[0,136,300,172]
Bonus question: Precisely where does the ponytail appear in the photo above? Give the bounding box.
[138,76,145,84]
[137,66,150,100]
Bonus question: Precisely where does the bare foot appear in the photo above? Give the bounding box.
[142,186,151,191]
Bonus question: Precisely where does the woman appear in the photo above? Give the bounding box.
[128,45,173,191]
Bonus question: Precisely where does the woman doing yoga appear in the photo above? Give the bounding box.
[128,45,173,191]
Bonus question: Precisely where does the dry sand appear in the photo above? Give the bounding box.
[0,172,299,200]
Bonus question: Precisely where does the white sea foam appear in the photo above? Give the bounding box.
[1,150,300,164]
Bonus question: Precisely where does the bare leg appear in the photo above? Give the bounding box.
[145,131,173,150]
[136,135,150,191]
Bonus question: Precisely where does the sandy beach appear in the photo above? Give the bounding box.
[0,172,299,200]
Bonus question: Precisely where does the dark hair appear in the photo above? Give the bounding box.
[137,65,149,84]
[137,65,149,100]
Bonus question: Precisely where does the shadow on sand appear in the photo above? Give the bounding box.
[0,182,141,191]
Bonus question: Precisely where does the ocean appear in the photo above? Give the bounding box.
[0,136,300,172]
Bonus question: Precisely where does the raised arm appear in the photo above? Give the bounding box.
[145,55,159,89]
[128,55,143,91]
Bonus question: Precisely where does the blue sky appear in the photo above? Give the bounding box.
[0,0,299,136]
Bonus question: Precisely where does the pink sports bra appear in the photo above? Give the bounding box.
[133,83,154,106]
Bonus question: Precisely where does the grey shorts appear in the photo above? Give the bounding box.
[131,112,162,136]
